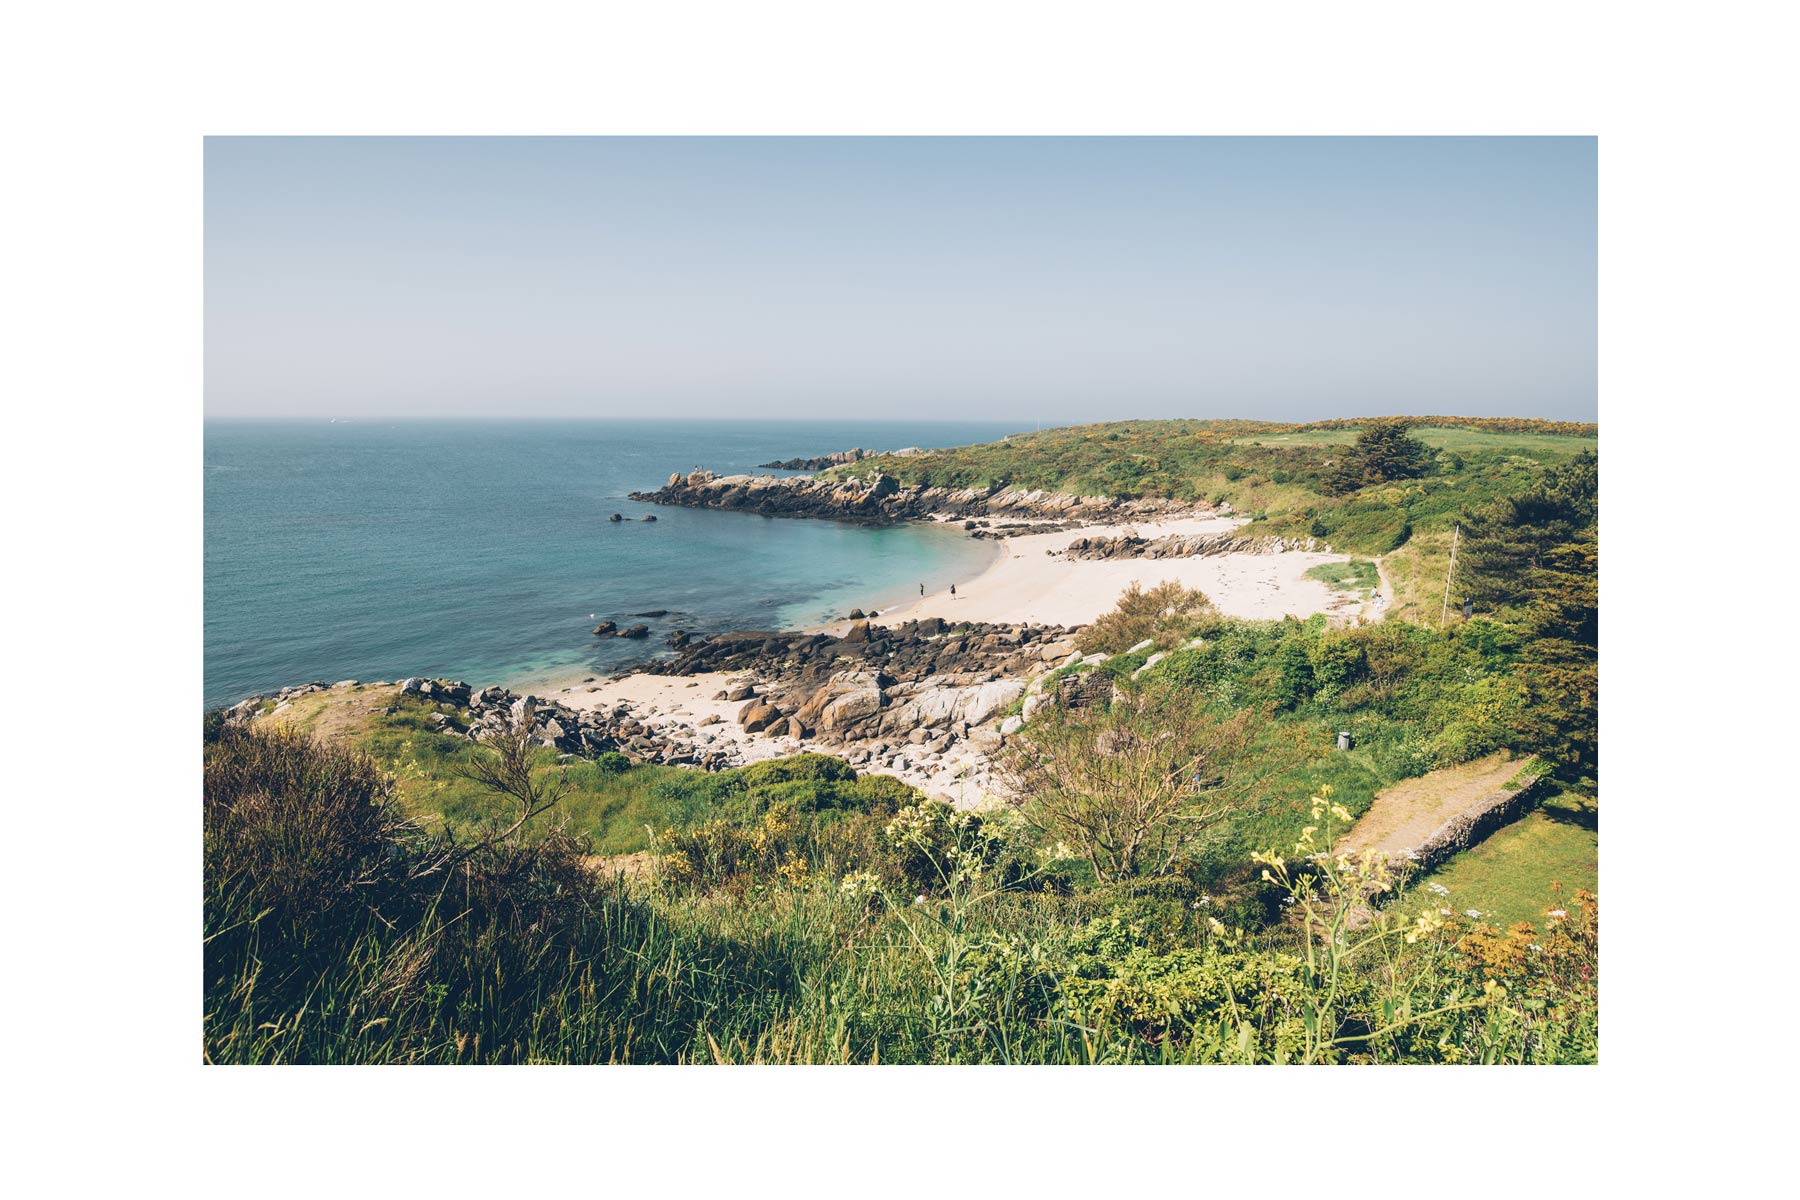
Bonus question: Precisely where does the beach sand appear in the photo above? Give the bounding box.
[525,511,1374,805]
[860,514,1369,630]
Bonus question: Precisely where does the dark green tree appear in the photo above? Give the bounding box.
[1319,419,1432,495]
[1460,450,1598,609]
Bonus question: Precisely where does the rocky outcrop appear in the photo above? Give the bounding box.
[757,447,928,470]
[222,619,1084,794]
[1060,530,1324,560]
[645,617,1077,696]
[226,676,746,770]
[759,448,876,470]
[630,470,1211,528]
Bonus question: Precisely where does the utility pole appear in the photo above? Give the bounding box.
[1440,523,1460,627]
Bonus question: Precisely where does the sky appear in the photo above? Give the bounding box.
[205,137,1597,422]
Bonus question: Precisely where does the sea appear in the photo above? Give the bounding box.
[203,419,1021,709]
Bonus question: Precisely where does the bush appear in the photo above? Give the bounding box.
[205,724,406,922]
[878,799,1021,895]
[1076,580,1218,655]
[593,750,631,773]
[737,753,857,788]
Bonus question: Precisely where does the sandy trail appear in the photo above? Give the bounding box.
[1342,753,1526,859]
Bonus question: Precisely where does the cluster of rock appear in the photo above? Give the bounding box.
[653,616,1075,692]
[757,446,928,470]
[219,678,364,722]
[591,620,651,639]
[630,470,1211,528]
[1059,529,1325,560]
[217,620,1123,802]
[397,677,745,769]
[680,620,1076,788]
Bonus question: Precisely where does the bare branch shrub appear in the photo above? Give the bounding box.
[449,717,572,846]
[999,681,1289,882]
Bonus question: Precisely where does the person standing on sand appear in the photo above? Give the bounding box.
[950,584,956,598]
[920,583,925,596]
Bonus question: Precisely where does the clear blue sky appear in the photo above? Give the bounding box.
[205,137,1596,422]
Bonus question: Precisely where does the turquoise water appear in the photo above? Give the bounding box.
[204,419,1017,708]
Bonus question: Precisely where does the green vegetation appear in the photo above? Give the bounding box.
[361,697,926,855]
[1233,425,1597,461]
[1305,559,1379,592]
[1418,793,1598,927]
[1075,579,1217,654]
[204,416,1599,1065]
[204,721,1596,1063]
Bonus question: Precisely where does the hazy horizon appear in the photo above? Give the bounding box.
[206,137,1597,423]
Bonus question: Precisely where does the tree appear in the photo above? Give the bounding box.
[1459,450,1598,610]
[1512,530,1598,782]
[998,681,1290,881]
[1319,419,1432,495]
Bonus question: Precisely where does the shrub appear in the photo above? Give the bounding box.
[878,799,1017,894]
[737,753,857,788]
[593,750,631,773]
[205,724,406,922]
[1000,682,1285,882]
[1076,580,1218,655]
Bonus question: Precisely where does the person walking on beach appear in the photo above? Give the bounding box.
[920,582,925,596]
[950,584,956,598]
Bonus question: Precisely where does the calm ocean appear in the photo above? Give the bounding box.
[204,419,1020,708]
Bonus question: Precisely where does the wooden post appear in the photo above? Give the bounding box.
[1440,524,1460,627]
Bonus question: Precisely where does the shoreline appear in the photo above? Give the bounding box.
[238,508,1377,808]
[520,509,1373,804]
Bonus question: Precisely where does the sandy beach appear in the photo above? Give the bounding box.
[860,513,1370,630]
[525,511,1374,805]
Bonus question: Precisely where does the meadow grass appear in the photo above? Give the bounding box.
[1231,426,1598,460]
[1305,559,1379,592]
[1417,793,1598,926]
[354,699,703,853]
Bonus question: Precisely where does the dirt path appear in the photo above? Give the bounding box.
[1342,752,1533,863]
[254,682,401,743]
[1373,555,1397,619]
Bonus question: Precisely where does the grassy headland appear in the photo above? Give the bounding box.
[827,415,1596,622]
[205,415,1598,1064]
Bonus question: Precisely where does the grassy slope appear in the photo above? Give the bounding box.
[830,417,1595,626]
[1230,427,1597,459]
[1417,792,1598,926]
[265,694,705,854]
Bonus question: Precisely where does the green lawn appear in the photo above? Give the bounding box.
[1305,559,1379,592]
[1415,793,1598,927]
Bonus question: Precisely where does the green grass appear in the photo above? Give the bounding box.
[829,416,1597,562]
[355,700,711,853]
[1305,559,1379,592]
[1232,426,1598,461]
[206,722,1601,1064]
[1416,792,1597,927]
